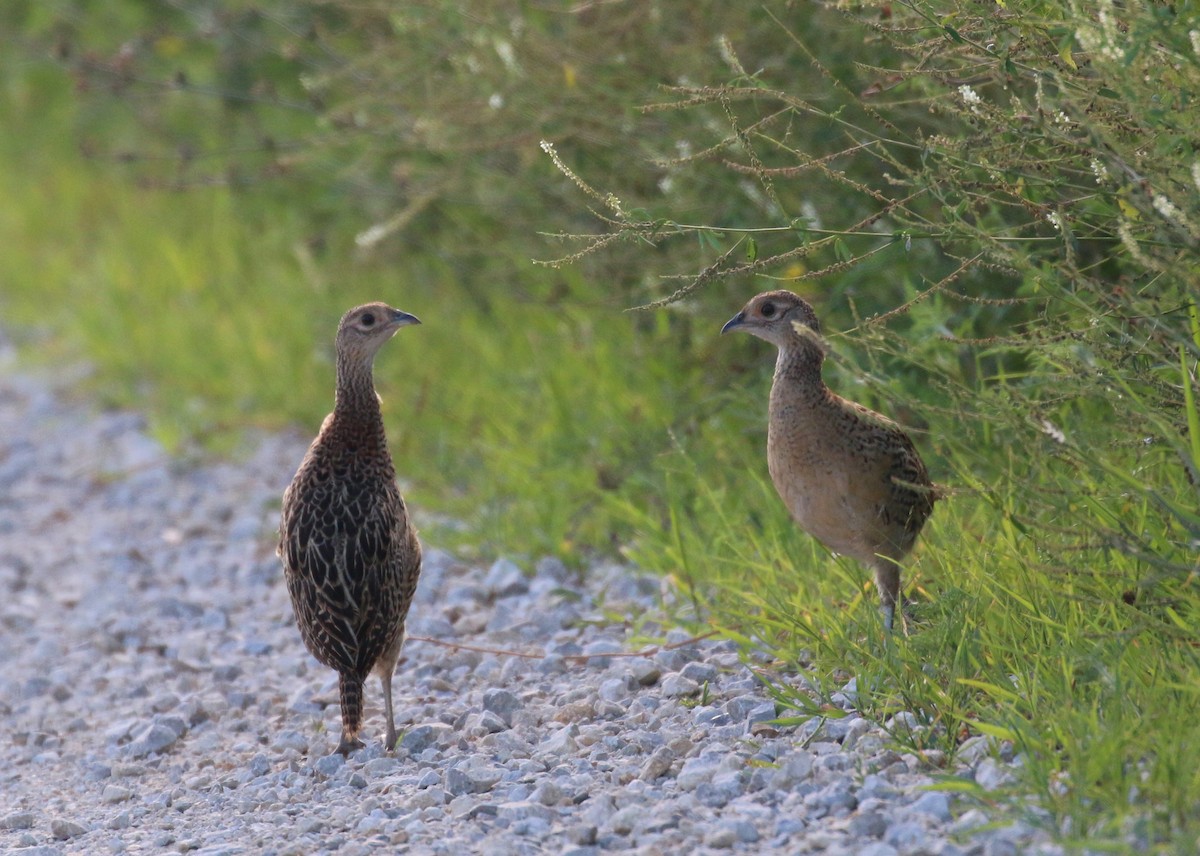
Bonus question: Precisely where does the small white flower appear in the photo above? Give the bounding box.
[494,39,516,71]
[1152,193,1197,237]
[1153,193,1182,223]
[1075,28,1098,54]
[1039,419,1066,444]
[1118,221,1155,269]
[1076,1,1124,62]
[1055,111,1070,125]
[801,200,823,232]
[717,35,743,74]
[488,93,504,110]
[1046,211,1063,231]
[958,85,982,116]
[1090,158,1109,184]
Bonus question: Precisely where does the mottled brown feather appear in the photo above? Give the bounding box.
[279,302,422,753]
[723,290,936,631]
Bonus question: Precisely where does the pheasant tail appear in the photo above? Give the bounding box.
[337,673,365,753]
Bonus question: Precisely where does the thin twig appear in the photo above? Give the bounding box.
[626,239,746,312]
[855,252,984,328]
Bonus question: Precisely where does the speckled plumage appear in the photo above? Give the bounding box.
[723,290,936,631]
[279,302,422,754]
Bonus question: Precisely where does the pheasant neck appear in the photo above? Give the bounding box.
[773,344,830,407]
[333,356,387,442]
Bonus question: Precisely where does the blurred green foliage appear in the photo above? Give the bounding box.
[2,0,1199,848]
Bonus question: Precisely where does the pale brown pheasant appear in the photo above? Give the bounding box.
[722,290,936,631]
[279,302,423,754]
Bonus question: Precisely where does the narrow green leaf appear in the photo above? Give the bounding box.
[1166,606,1193,633]
[1057,36,1077,70]
[925,779,987,795]
[958,678,1022,704]
[1182,345,1200,471]
[965,719,1020,742]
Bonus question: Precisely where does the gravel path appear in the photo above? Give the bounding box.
[0,353,1058,855]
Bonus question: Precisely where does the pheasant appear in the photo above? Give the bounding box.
[279,302,423,753]
[722,290,936,631]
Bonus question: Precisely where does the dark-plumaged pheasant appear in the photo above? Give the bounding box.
[279,302,423,754]
[722,290,936,631]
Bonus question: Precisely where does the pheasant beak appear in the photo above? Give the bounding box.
[389,310,421,329]
[721,311,747,335]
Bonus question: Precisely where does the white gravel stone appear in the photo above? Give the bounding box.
[640,745,676,782]
[1,812,34,830]
[410,787,448,808]
[629,659,661,686]
[951,808,991,833]
[680,661,718,683]
[832,676,860,709]
[958,734,996,764]
[976,757,1017,791]
[660,673,701,698]
[313,753,346,777]
[539,724,580,756]
[842,716,873,748]
[484,558,528,598]
[704,825,737,848]
[857,843,900,856]
[124,722,181,757]
[445,764,503,795]
[910,791,953,822]
[50,818,88,839]
[101,785,133,804]
[482,688,521,724]
[849,810,889,838]
[677,755,721,791]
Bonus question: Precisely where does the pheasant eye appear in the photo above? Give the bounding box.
[760,303,776,318]
[361,313,376,327]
